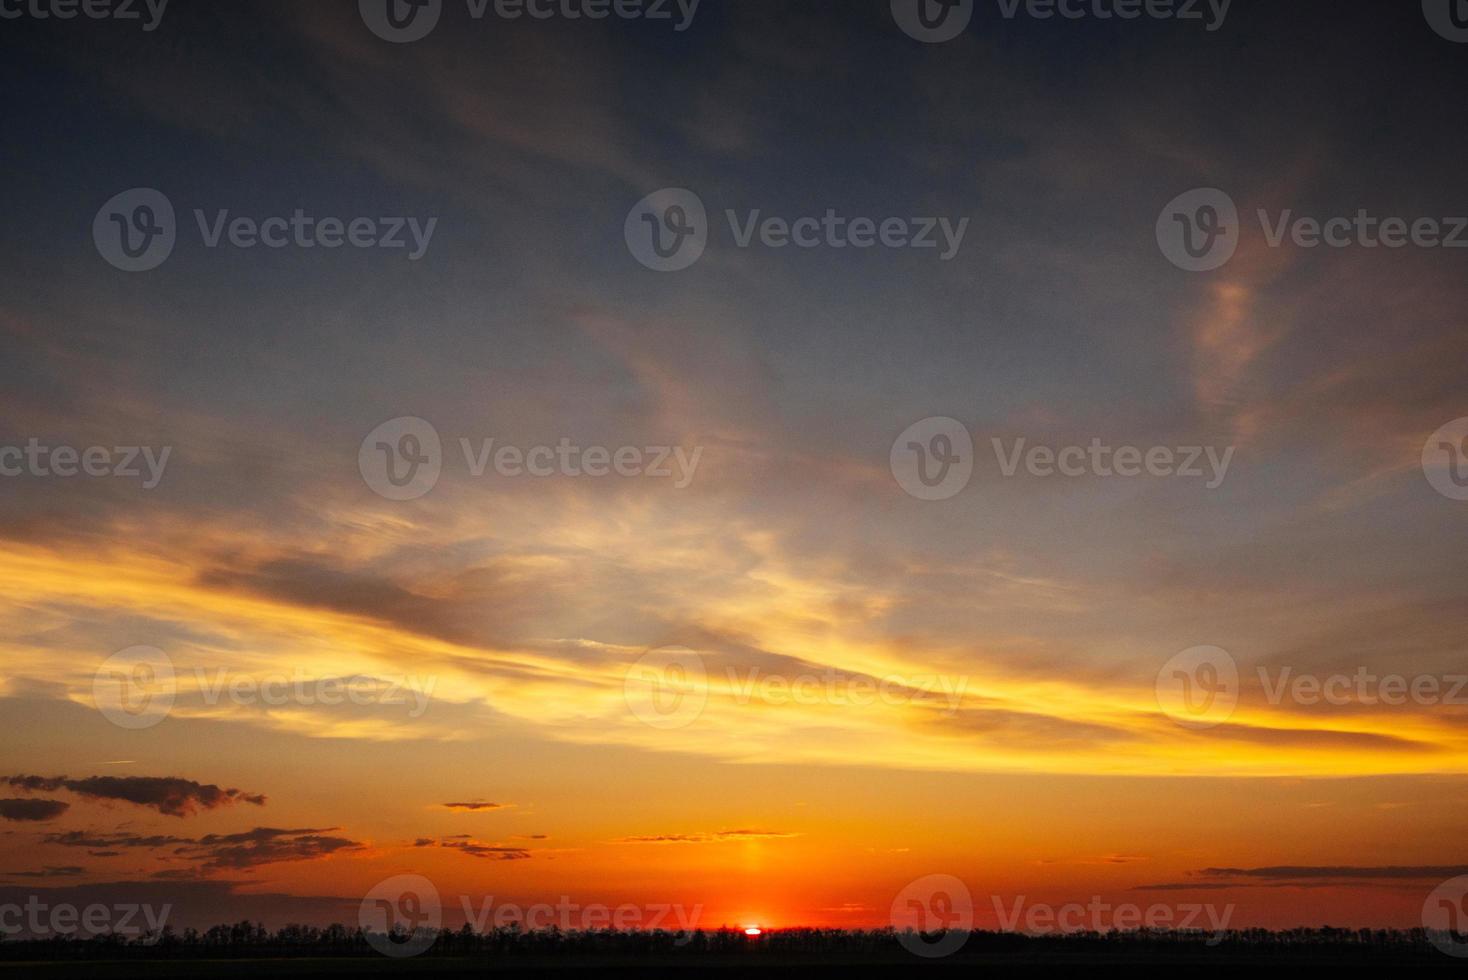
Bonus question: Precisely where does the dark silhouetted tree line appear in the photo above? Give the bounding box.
[0,924,1455,963]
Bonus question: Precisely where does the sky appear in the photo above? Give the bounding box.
[1,0,1468,939]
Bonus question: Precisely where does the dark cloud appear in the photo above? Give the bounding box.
[42,827,362,872]
[44,831,195,850]
[0,879,359,933]
[1136,865,1468,890]
[414,837,530,861]
[615,829,797,844]
[1200,865,1468,881]
[3,776,266,817]
[195,556,541,651]
[4,866,84,879]
[0,798,69,822]
[443,801,510,811]
[181,827,364,871]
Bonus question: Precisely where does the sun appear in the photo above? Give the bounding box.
[743,926,763,937]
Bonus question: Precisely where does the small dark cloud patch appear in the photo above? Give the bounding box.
[181,828,364,871]
[1136,865,1468,890]
[615,829,798,844]
[42,827,363,873]
[0,798,69,822]
[44,831,194,849]
[1201,865,1468,881]
[4,866,84,879]
[415,837,530,861]
[3,775,266,817]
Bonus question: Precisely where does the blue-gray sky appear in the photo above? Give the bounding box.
[1,0,1467,934]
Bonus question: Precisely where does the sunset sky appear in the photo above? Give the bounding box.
[2,0,1467,936]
